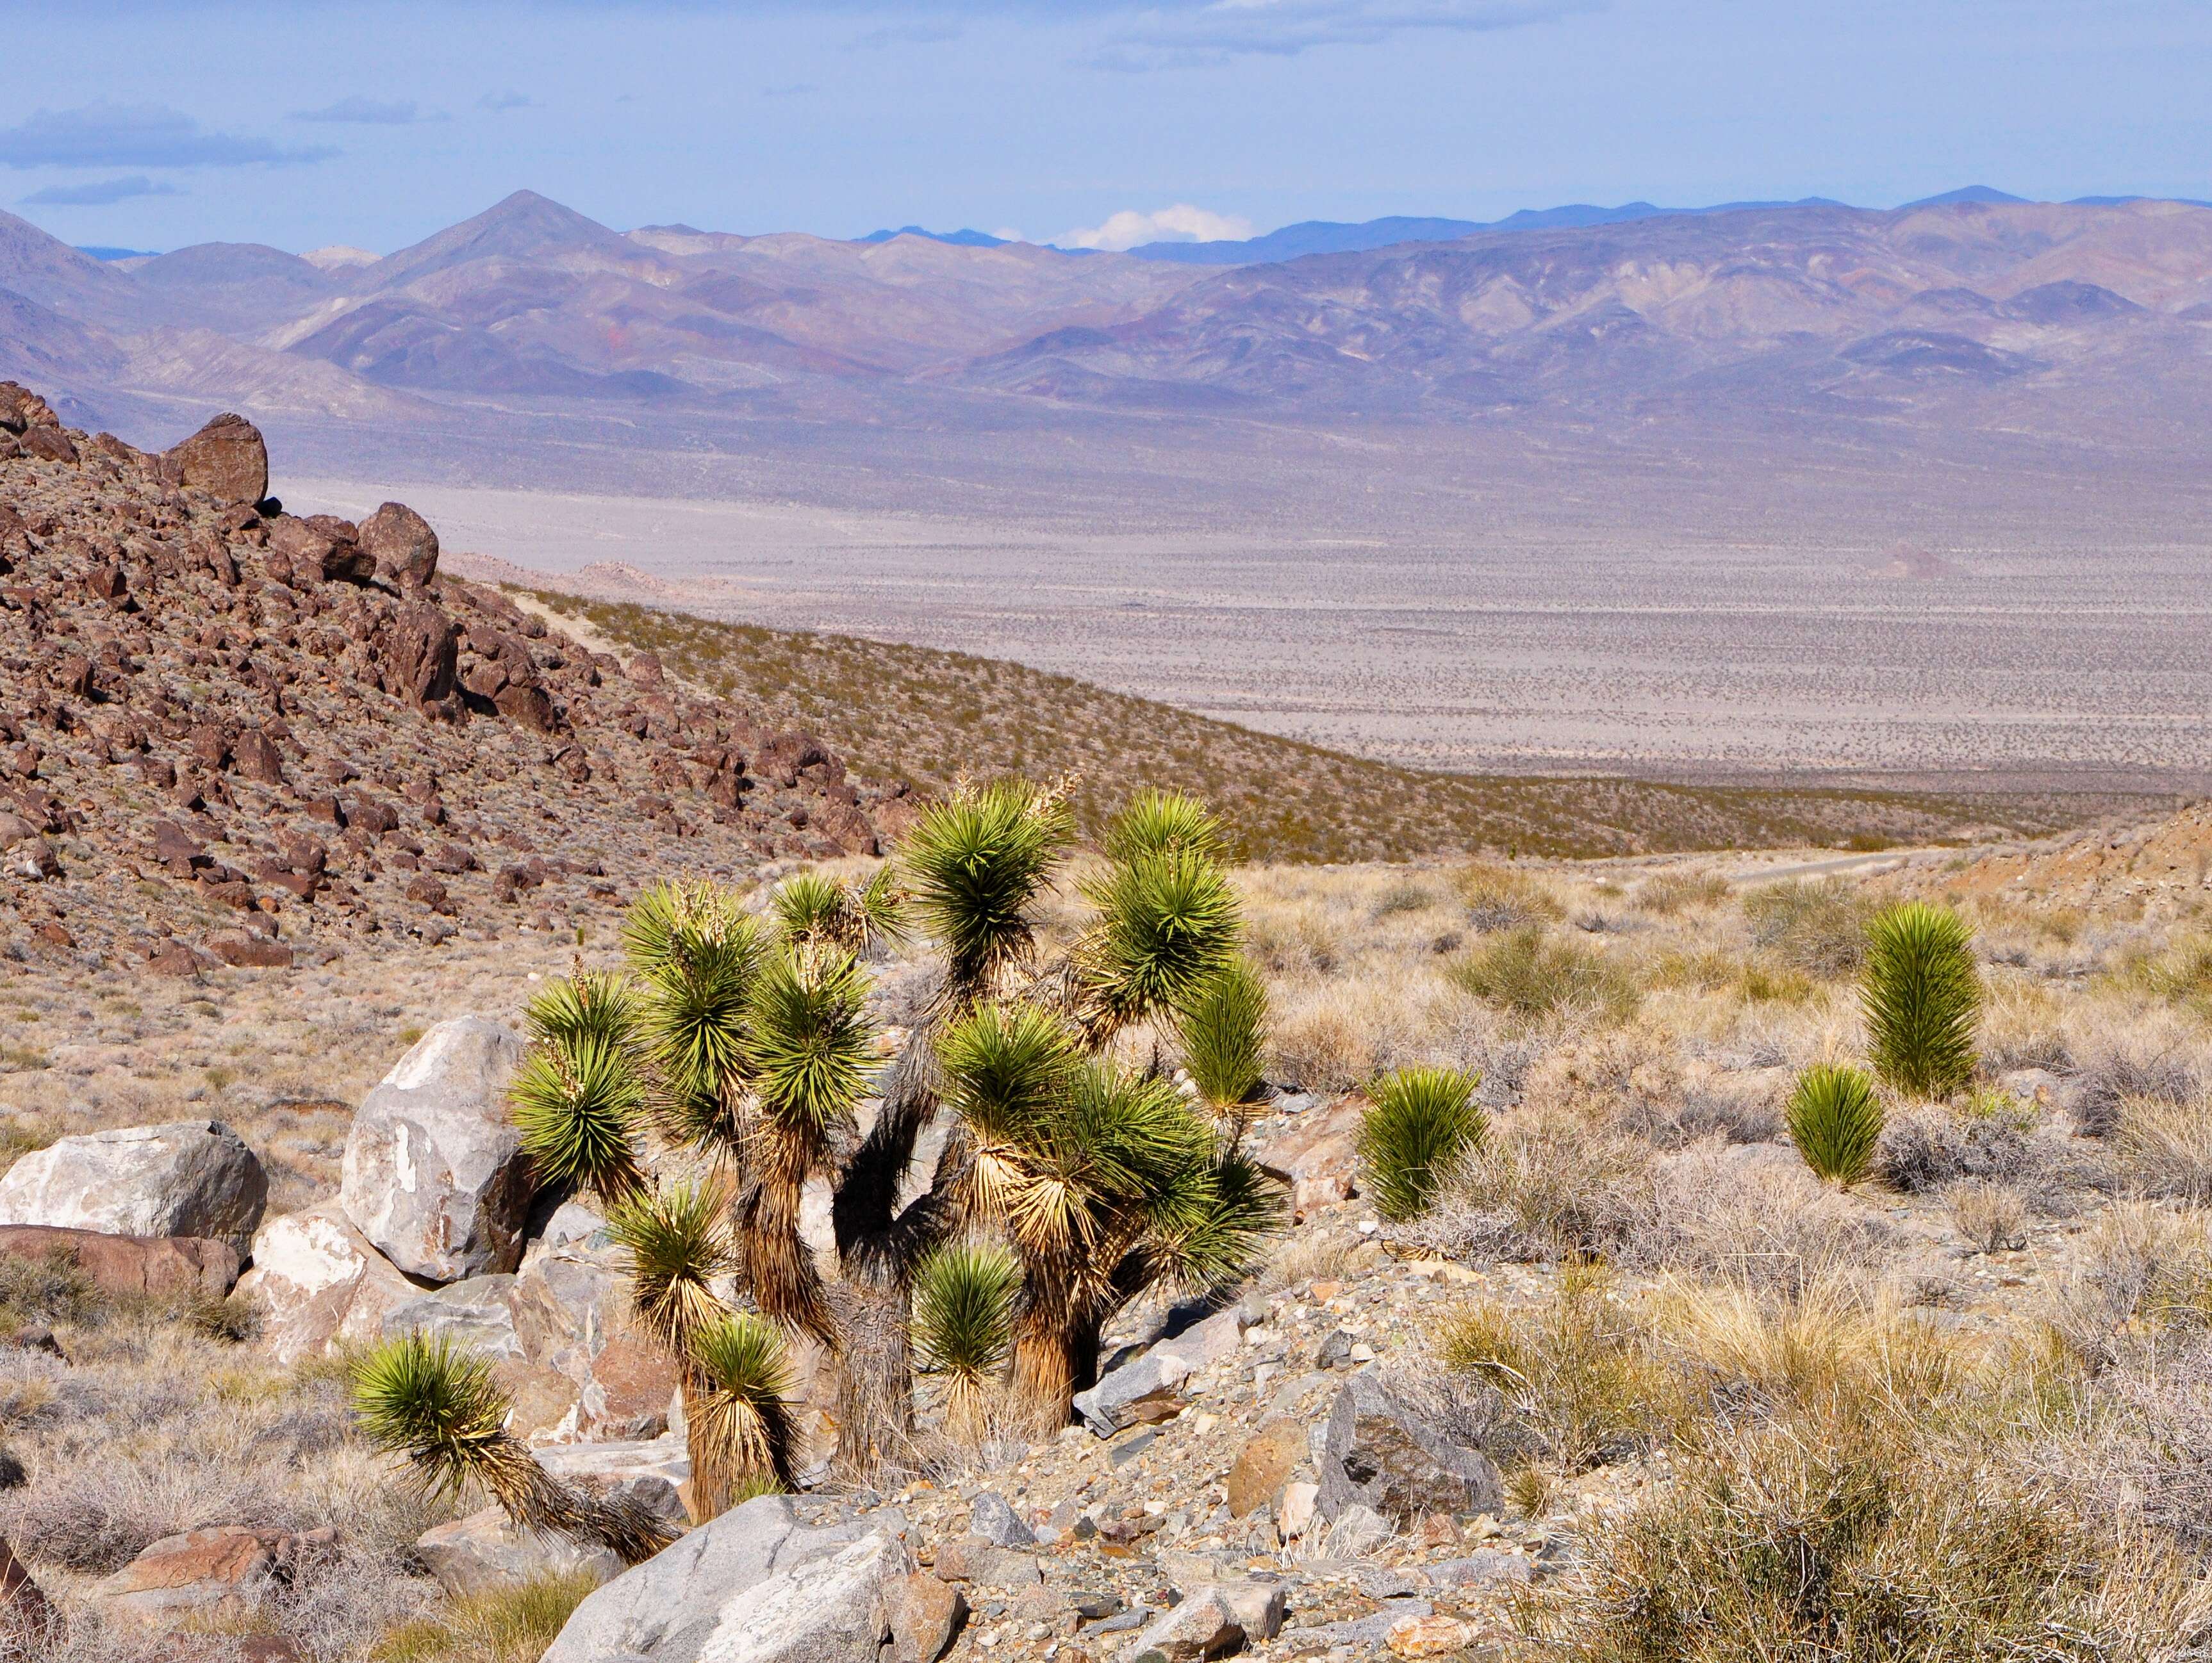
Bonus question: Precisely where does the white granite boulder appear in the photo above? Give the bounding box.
[0,1120,265,1254]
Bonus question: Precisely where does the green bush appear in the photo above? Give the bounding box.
[1785,1064,1885,1185]
[1451,926,1638,1022]
[373,1570,601,1663]
[1357,1066,1487,1221]
[1177,958,1269,1108]
[1862,902,1981,1097]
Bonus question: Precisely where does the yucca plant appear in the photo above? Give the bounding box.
[936,1003,1279,1424]
[772,869,906,957]
[1786,1063,1885,1185]
[899,778,1075,1006]
[1073,848,1242,1044]
[1177,957,1270,1114]
[911,1241,1020,1439]
[1103,787,1230,865]
[1356,1066,1487,1222]
[623,880,768,1150]
[350,1332,673,1564]
[1861,902,1981,1097]
[689,1311,798,1494]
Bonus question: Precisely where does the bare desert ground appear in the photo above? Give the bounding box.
[285,471,2212,790]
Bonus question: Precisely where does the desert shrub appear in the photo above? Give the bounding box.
[1617,1086,1780,1149]
[1875,1102,2034,1193]
[0,1249,106,1332]
[1411,1103,1656,1263]
[1861,902,1982,1097]
[1452,860,1563,932]
[1741,878,1872,978]
[372,1570,599,1663]
[1624,1148,1890,1295]
[1371,881,1437,919]
[1546,1402,2207,1662]
[2110,1090,2212,1202]
[1440,1266,1669,1471]
[2067,1044,2201,1138]
[1451,927,1637,1023]
[1267,1003,1379,1094]
[1948,1180,2029,1254]
[1633,871,1729,916]
[1979,978,2072,1072]
[1785,1064,1883,1185]
[1357,1067,1486,1222]
[2122,935,2212,1019]
[2044,1203,2212,1367]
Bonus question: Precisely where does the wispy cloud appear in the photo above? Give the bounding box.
[20,174,183,207]
[1085,0,1603,69]
[290,96,436,125]
[1059,202,1253,250]
[0,102,336,169]
[478,90,535,113]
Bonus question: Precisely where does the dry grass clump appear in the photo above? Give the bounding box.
[1875,1101,2038,1194]
[1631,871,1729,916]
[2044,1203,2212,1368]
[1979,974,2073,1072]
[1451,860,1565,932]
[1409,1102,1656,1263]
[1440,1266,1671,1474]
[2067,1038,2204,1138]
[370,1570,598,1663]
[1626,1147,1892,1295]
[1450,926,1638,1024]
[1949,1179,2030,1253]
[2109,1091,2212,1202]
[1740,877,1872,977]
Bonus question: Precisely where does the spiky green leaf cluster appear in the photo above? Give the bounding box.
[690,1311,797,1489]
[1080,851,1242,1035]
[1356,1066,1487,1222]
[773,869,908,956]
[1786,1063,1885,1185]
[745,946,875,1141]
[1103,789,1230,865]
[912,1242,1020,1407]
[607,1182,738,1354]
[350,1331,512,1504]
[899,780,1072,1000]
[623,881,767,1147]
[510,1035,648,1201]
[1178,958,1269,1109]
[1861,902,1981,1098]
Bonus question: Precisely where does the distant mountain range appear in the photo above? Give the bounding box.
[8,184,2212,478]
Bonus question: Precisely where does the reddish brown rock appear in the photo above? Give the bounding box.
[88,1524,333,1633]
[231,727,285,785]
[206,934,294,969]
[358,501,440,590]
[19,427,77,465]
[160,413,268,506]
[0,1534,49,1646]
[380,600,460,707]
[0,1224,242,1298]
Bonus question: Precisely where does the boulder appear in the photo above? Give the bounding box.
[511,1231,677,1443]
[87,1525,331,1634]
[380,601,461,708]
[886,1570,966,1663]
[968,1491,1036,1548]
[1317,1370,1502,1526]
[1250,1098,1363,1215]
[0,1225,240,1299]
[1119,1589,1247,1662]
[540,1494,905,1663]
[159,413,268,506]
[381,1274,521,1357]
[340,1017,533,1282]
[0,1534,48,1643]
[1071,1349,1193,1438]
[1226,1418,1307,1519]
[930,1539,1041,1591]
[235,1202,418,1366]
[413,1505,623,1598]
[357,502,440,590]
[532,1436,691,1533]
[0,1121,266,1254]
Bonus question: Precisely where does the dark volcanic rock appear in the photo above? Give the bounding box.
[160,413,268,506]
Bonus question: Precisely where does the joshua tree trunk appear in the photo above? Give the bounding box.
[831,1274,913,1479]
[1009,1293,1100,1430]
[678,1376,729,1523]
[739,1166,833,1343]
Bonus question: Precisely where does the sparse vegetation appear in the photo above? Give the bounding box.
[1356,1066,1487,1222]
[1451,926,1638,1022]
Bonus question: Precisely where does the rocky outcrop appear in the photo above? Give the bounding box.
[540,1495,909,1663]
[1317,1370,1501,1526]
[235,1202,418,1366]
[339,1016,532,1282]
[509,1222,679,1443]
[158,413,267,506]
[531,1437,691,1534]
[358,501,440,590]
[413,1506,623,1598]
[0,1225,240,1298]
[87,1525,332,1635]
[0,1121,266,1254]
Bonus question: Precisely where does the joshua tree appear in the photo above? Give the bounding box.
[1862,901,1981,1097]
[351,1332,674,1564]
[911,1241,1020,1440]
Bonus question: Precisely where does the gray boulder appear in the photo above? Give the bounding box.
[414,1505,623,1598]
[1071,1350,1193,1438]
[1119,1588,1250,1662]
[532,1436,691,1532]
[0,1120,265,1253]
[235,1202,417,1366]
[382,1274,522,1357]
[1317,1370,1501,1525]
[968,1492,1036,1548]
[540,1495,909,1663]
[340,1016,533,1281]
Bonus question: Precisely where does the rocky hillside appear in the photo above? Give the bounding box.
[0,381,898,974]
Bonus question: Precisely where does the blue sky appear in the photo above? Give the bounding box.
[4,1,2208,254]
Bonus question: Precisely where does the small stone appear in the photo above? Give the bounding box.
[971,1492,1038,1548]
[1385,1613,1480,1659]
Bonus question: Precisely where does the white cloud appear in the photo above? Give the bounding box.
[1084,0,1602,69]
[1059,202,1254,250]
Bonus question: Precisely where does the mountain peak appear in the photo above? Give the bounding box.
[355,190,634,289]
